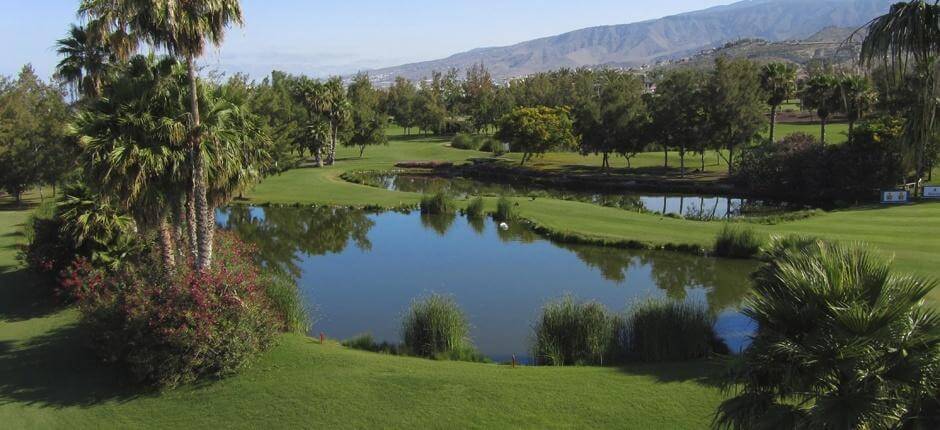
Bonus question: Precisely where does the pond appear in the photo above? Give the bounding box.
[351,172,794,219]
[218,206,759,363]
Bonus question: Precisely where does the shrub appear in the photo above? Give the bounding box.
[713,224,763,258]
[760,234,821,262]
[465,196,485,219]
[401,294,477,360]
[420,191,455,215]
[79,233,280,388]
[533,296,616,366]
[716,242,940,429]
[619,299,726,362]
[450,133,480,150]
[494,196,517,222]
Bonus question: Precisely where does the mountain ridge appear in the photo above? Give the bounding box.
[362,0,892,84]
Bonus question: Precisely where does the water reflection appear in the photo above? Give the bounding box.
[353,172,793,219]
[220,206,758,361]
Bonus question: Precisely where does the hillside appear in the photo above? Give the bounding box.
[365,0,892,84]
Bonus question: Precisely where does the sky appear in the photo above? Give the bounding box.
[0,0,735,80]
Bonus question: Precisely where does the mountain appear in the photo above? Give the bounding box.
[364,0,892,84]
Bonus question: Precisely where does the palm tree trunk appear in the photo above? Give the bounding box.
[769,104,778,143]
[188,54,213,271]
[160,217,177,270]
[186,191,198,255]
[820,118,827,145]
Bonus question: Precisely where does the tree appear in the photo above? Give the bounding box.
[385,76,418,134]
[346,73,388,157]
[759,62,797,143]
[55,24,112,99]
[707,58,766,174]
[861,1,940,187]
[0,66,71,203]
[573,70,649,170]
[309,77,350,165]
[80,0,245,271]
[650,69,709,175]
[415,73,447,135]
[463,62,496,133]
[801,73,843,144]
[839,74,878,139]
[715,241,940,429]
[496,106,577,166]
[249,71,308,171]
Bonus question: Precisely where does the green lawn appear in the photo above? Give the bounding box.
[0,190,726,429]
[771,122,850,144]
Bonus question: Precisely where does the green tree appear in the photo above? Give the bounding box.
[80,0,245,271]
[0,66,71,203]
[707,58,766,174]
[385,76,418,134]
[839,74,878,140]
[496,106,577,166]
[759,62,797,143]
[802,73,843,144]
[650,69,709,175]
[715,241,940,429]
[861,0,940,186]
[346,73,388,157]
[463,62,496,133]
[573,70,649,170]
[55,24,112,99]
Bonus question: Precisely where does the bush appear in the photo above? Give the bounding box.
[760,234,821,262]
[735,117,907,203]
[619,299,726,362]
[450,133,480,150]
[533,296,616,366]
[401,294,478,360]
[713,224,763,258]
[716,242,940,429]
[465,196,485,219]
[420,191,455,215]
[79,233,281,388]
[494,196,517,222]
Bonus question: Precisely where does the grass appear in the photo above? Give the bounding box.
[532,296,615,366]
[0,192,727,428]
[401,294,477,360]
[621,299,726,363]
[419,191,455,215]
[713,225,764,259]
[494,196,517,222]
[465,196,485,219]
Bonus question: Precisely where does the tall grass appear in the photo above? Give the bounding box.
[533,296,616,366]
[401,294,481,361]
[760,234,822,261]
[713,224,764,258]
[342,333,400,354]
[263,270,311,335]
[619,299,726,363]
[420,191,455,215]
[494,196,517,222]
[465,196,485,219]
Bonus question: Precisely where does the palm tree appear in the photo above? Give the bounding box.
[801,74,843,144]
[55,24,111,99]
[714,241,940,429]
[79,0,244,270]
[860,0,940,192]
[839,74,878,140]
[70,55,191,270]
[311,78,350,166]
[759,62,797,143]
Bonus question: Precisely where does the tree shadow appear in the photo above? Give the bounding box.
[616,359,727,388]
[0,323,150,408]
[0,269,60,322]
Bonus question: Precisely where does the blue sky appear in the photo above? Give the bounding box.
[1,0,733,79]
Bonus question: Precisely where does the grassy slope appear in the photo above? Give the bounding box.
[0,191,725,429]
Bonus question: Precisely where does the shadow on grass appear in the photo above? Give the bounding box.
[0,323,148,408]
[0,269,60,323]
[617,359,727,388]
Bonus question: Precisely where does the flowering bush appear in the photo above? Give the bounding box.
[80,232,281,388]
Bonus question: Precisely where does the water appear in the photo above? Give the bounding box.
[354,172,792,219]
[218,206,758,362]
